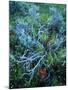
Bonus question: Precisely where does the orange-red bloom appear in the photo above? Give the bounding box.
[38,68,47,79]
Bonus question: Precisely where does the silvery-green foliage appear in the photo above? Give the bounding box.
[48,7,64,31]
[29,5,39,19]
[16,19,30,34]
[15,18,39,48]
[38,25,47,40]
[10,1,29,15]
[45,7,66,51]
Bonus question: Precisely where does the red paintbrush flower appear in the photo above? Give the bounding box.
[38,68,47,79]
